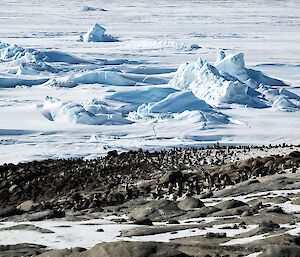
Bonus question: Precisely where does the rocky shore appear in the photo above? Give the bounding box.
[0,145,300,257]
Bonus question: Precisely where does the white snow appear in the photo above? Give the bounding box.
[0,0,299,164]
[44,70,135,88]
[131,91,229,126]
[221,234,267,246]
[0,219,256,249]
[41,96,132,125]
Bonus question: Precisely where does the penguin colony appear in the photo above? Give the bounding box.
[0,144,299,213]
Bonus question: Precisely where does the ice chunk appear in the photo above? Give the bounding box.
[107,87,178,105]
[41,96,132,125]
[131,91,229,125]
[272,96,298,112]
[215,51,287,86]
[82,6,107,12]
[148,91,212,113]
[80,23,118,42]
[170,52,299,111]
[159,40,201,51]
[169,58,264,107]
[0,73,48,88]
[215,52,249,82]
[45,70,135,87]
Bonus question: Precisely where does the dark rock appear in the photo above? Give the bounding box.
[110,218,127,223]
[185,206,221,218]
[68,241,190,257]
[265,206,286,214]
[36,247,86,256]
[199,192,213,199]
[128,199,184,221]
[133,218,153,226]
[211,206,250,217]
[0,243,46,257]
[289,151,300,158]
[259,245,300,257]
[241,210,253,217]
[0,224,54,234]
[205,232,227,238]
[259,220,280,232]
[0,207,19,218]
[215,199,248,210]
[167,219,180,224]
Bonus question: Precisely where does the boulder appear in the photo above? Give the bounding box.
[210,206,250,217]
[37,247,86,257]
[0,243,46,257]
[128,199,184,221]
[259,220,280,232]
[185,206,221,218]
[0,224,54,234]
[69,241,190,257]
[215,199,248,210]
[177,196,204,210]
[17,200,36,212]
[259,245,300,257]
[198,191,213,199]
[133,218,153,226]
[0,206,19,218]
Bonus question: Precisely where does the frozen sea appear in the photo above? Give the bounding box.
[0,0,299,164]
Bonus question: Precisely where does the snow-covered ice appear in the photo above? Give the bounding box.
[80,23,118,43]
[0,0,300,164]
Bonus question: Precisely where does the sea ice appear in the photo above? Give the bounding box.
[130,91,229,127]
[169,58,264,107]
[215,51,286,87]
[41,96,132,125]
[44,70,135,88]
[272,96,298,112]
[170,51,299,111]
[80,23,118,42]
